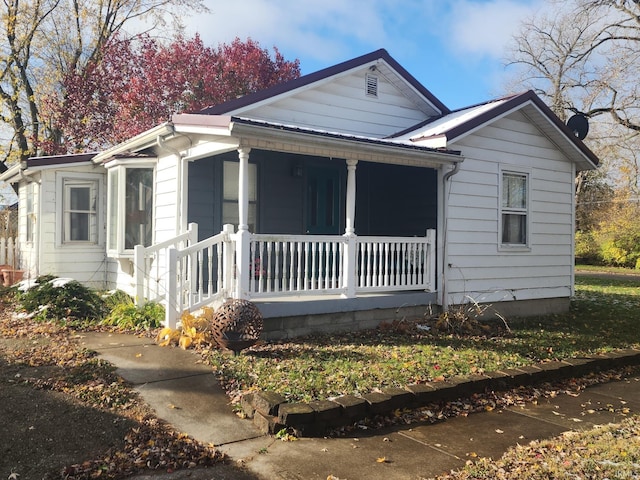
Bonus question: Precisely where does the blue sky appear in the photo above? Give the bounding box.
[184,0,544,109]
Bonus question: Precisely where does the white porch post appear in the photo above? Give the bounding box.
[343,159,358,298]
[236,147,251,299]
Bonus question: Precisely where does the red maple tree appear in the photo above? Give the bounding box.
[41,35,300,153]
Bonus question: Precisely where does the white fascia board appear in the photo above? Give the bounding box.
[0,164,22,183]
[92,123,174,164]
[184,139,240,162]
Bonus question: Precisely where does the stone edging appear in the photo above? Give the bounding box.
[239,349,640,437]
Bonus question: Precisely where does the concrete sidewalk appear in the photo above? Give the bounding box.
[80,332,640,480]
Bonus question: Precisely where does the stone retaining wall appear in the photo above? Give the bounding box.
[240,349,640,437]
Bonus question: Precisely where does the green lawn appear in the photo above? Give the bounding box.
[207,273,640,403]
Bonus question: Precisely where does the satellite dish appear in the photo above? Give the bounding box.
[567,114,589,140]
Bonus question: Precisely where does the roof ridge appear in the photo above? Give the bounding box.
[199,49,449,116]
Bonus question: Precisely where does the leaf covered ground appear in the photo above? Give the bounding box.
[206,275,640,404]
[0,293,245,480]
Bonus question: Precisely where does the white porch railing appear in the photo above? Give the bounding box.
[166,225,234,323]
[136,225,436,328]
[355,231,436,293]
[0,237,18,268]
[134,223,198,305]
[248,234,346,296]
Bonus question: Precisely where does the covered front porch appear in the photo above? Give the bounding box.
[123,115,462,331]
[134,221,437,329]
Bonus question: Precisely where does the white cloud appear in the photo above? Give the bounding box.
[189,0,399,64]
[446,0,542,60]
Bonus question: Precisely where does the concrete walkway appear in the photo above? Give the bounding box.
[80,332,640,480]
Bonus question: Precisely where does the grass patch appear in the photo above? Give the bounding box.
[438,413,640,479]
[207,274,640,403]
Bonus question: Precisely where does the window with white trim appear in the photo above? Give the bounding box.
[500,170,529,246]
[55,173,102,246]
[107,165,154,254]
[63,179,98,243]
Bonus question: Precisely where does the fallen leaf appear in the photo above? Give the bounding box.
[376,457,389,463]
[135,353,143,358]
[495,429,504,434]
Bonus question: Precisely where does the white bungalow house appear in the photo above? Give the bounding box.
[0,49,599,338]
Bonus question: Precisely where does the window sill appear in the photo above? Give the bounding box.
[499,244,531,253]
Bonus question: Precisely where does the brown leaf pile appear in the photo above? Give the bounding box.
[60,417,223,479]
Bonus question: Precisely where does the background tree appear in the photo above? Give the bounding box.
[0,0,205,165]
[43,35,301,151]
[506,0,640,266]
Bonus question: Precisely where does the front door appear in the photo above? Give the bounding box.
[306,167,340,234]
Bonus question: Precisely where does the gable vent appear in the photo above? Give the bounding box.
[365,73,378,97]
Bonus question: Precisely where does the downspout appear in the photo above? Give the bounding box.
[441,161,461,312]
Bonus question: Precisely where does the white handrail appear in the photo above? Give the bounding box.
[133,223,198,305]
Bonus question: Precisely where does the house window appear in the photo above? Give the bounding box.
[63,179,97,243]
[500,170,529,246]
[55,173,102,247]
[222,161,257,231]
[124,169,153,249]
[107,165,154,254]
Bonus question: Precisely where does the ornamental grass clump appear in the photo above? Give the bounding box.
[101,290,164,330]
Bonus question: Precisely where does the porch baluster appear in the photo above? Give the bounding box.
[266,241,273,293]
[296,241,303,291]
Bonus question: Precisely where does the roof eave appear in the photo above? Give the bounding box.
[0,164,21,183]
[92,123,174,164]
[229,119,462,168]
[440,92,599,170]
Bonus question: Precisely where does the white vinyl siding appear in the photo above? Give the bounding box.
[445,110,574,305]
[230,68,439,138]
[24,167,108,288]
